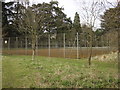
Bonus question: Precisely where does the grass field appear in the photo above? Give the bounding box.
[2,55,118,88]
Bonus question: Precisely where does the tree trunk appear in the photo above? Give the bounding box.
[32,48,35,60]
[88,33,93,66]
[32,36,36,60]
[89,43,92,66]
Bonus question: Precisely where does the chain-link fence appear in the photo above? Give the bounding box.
[2,32,118,59]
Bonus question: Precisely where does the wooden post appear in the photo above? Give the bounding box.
[63,33,66,58]
[77,32,79,59]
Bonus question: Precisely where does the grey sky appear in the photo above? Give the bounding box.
[5,0,118,29]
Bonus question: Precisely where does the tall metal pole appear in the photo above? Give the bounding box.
[21,40,22,48]
[77,32,79,59]
[16,37,18,48]
[108,34,110,52]
[95,35,96,47]
[25,36,28,55]
[48,34,50,57]
[16,37,18,54]
[63,33,66,58]
[8,37,10,50]
[101,35,104,54]
[36,36,38,56]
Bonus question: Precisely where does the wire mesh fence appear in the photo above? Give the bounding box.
[2,32,118,59]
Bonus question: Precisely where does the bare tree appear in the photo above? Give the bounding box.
[79,0,106,66]
[74,0,119,66]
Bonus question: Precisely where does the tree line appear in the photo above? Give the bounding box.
[2,0,119,61]
[2,0,119,43]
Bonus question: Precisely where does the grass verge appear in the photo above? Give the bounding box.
[2,55,118,88]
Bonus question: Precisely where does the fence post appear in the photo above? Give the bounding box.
[16,37,18,48]
[94,35,96,47]
[96,35,98,47]
[48,34,50,57]
[101,35,103,54]
[36,36,38,55]
[77,32,79,59]
[0,38,3,55]
[0,38,2,50]
[21,40,22,48]
[25,36,28,55]
[8,37,10,50]
[63,33,66,58]
[16,37,18,54]
[108,34,111,52]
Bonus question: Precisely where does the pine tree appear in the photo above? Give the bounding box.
[2,1,15,37]
[73,12,82,34]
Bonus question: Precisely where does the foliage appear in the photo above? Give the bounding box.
[16,1,73,60]
[73,12,82,34]
[2,1,72,38]
[101,2,120,49]
[2,1,18,37]
[101,2,120,32]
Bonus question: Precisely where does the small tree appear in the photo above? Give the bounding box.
[19,5,44,60]
[18,1,72,60]
[76,0,106,66]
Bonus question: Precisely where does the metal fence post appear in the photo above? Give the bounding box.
[77,32,79,59]
[8,37,10,50]
[25,36,28,55]
[48,34,50,57]
[0,38,3,55]
[16,37,18,48]
[16,37,18,54]
[21,40,22,48]
[63,33,66,58]
[36,36,38,56]
[100,36,102,54]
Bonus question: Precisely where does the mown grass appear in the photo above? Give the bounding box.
[2,55,118,88]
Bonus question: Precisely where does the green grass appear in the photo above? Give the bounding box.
[2,55,118,88]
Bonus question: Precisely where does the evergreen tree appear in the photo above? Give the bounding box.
[2,1,15,37]
[69,12,82,47]
[101,2,120,55]
[73,12,82,34]
[101,2,120,32]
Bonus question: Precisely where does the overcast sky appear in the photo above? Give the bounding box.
[5,0,118,29]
